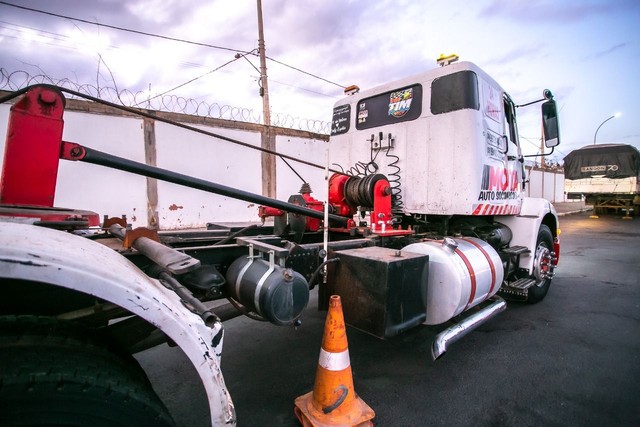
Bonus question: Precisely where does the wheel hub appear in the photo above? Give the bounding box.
[532,244,556,285]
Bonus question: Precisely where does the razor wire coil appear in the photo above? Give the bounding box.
[0,68,331,134]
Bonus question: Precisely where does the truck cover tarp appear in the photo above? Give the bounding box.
[563,144,640,180]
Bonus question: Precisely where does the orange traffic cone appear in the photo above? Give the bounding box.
[294,295,375,426]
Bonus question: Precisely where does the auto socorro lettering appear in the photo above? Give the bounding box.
[478,165,519,201]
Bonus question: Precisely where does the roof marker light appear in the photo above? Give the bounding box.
[437,53,459,66]
[344,85,360,96]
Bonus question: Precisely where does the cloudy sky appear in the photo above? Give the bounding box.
[1,0,639,162]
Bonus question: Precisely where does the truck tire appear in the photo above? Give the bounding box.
[0,315,175,427]
[527,224,554,304]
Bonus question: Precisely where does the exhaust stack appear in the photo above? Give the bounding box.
[431,296,507,361]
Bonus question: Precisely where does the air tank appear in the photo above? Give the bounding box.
[403,237,504,325]
[225,256,309,326]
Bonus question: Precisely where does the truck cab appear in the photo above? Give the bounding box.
[327,58,560,303]
[331,60,527,218]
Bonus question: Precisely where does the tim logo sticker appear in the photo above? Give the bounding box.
[388,88,413,118]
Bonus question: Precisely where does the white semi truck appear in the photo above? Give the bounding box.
[0,57,560,425]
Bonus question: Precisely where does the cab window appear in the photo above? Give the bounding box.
[503,96,518,145]
[431,71,479,115]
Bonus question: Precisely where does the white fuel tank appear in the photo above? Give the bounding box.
[403,237,504,325]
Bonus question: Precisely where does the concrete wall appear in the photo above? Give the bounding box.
[525,165,566,203]
[0,93,328,230]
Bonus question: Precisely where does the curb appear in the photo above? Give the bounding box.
[557,207,593,217]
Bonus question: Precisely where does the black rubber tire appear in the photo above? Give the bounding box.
[0,315,175,427]
[527,224,554,304]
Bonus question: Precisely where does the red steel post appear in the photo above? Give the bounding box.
[0,86,66,207]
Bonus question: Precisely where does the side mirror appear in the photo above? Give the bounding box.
[541,98,560,148]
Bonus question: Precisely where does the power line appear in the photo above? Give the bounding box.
[269,77,340,99]
[1,18,336,104]
[0,1,248,54]
[0,19,67,41]
[134,50,257,106]
[0,20,247,77]
[521,135,569,158]
[520,135,541,151]
[0,1,347,89]
[267,56,346,89]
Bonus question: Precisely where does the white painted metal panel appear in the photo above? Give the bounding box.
[542,169,556,201]
[275,135,327,202]
[555,171,565,202]
[154,122,262,228]
[527,168,543,199]
[57,111,148,227]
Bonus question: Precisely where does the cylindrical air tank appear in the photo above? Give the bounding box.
[403,237,504,325]
[225,256,309,326]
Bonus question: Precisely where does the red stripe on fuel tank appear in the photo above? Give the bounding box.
[455,247,477,311]
[460,238,497,300]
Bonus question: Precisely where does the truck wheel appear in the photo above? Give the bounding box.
[527,224,554,304]
[0,315,175,427]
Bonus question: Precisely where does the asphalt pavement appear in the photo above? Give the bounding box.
[137,208,640,426]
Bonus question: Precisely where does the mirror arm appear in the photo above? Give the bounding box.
[516,97,546,108]
[523,145,555,158]
[517,90,554,108]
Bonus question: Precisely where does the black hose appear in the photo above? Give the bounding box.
[226,297,267,322]
[213,224,259,246]
[157,271,219,327]
[0,86,29,103]
[0,84,66,105]
[343,174,384,208]
[307,257,339,290]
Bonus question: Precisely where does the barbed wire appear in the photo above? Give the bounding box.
[0,68,332,134]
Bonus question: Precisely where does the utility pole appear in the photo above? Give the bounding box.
[538,120,545,169]
[257,0,276,198]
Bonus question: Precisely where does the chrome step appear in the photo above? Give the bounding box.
[508,278,536,289]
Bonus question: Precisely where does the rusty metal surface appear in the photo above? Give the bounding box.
[109,224,201,275]
[122,226,160,248]
[102,215,128,229]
